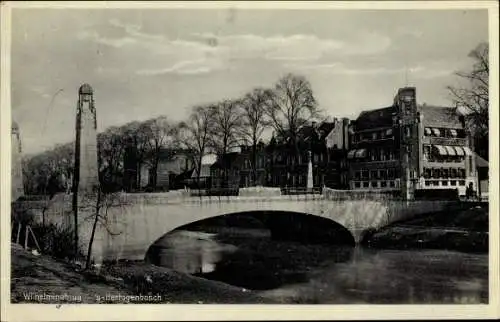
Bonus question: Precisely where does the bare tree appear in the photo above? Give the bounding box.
[121,121,150,189]
[81,188,125,270]
[178,105,213,189]
[266,73,320,182]
[448,42,489,159]
[208,99,243,156]
[239,88,273,185]
[142,116,179,189]
[98,126,127,192]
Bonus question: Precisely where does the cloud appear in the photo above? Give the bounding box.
[77,30,136,48]
[136,58,224,76]
[77,18,395,80]
[287,61,454,79]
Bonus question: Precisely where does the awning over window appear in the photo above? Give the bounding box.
[433,145,448,156]
[424,128,432,135]
[432,128,441,136]
[355,149,367,158]
[463,146,473,156]
[453,146,465,156]
[347,150,356,159]
[386,128,393,136]
[449,129,458,137]
[444,145,456,156]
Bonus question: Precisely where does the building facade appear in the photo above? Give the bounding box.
[347,87,477,199]
[139,149,194,191]
[266,118,350,190]
[238,143,268,187]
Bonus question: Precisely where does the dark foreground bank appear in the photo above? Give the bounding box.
[11,244,275,304]
[365,203,489,253]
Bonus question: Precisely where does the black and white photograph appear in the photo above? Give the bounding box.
[1,1,498,320]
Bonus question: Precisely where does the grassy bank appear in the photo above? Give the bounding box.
[11,244,275,304]
[366,204,489,253]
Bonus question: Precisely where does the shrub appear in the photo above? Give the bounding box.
[30,223,84,260]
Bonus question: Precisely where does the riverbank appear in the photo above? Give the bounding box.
[365,203,489,253]
[10,244,275,304]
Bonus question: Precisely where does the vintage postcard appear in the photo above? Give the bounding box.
[1,1,498,321]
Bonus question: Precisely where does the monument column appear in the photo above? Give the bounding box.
[11,121,24,202]
[73,83,99,196]
[71,84,99,257]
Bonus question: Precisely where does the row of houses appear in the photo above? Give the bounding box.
[126,87,489,200]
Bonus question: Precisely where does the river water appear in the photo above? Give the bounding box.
[146,228,489,304]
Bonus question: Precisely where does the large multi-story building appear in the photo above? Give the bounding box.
[347,87,477,200]
[266,118,350,189]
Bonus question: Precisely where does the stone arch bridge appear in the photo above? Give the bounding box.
[21,188,454,263]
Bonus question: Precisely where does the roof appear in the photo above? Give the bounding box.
[318,122,336,139]
[419,105,463,129]
[191,164,212,178]
[79,83,93,95]
[354,106,396,130]
[475,153,488,168]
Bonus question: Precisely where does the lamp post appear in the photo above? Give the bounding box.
[307,150,313,192]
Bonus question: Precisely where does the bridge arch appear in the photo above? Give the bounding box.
[145,210,356,262]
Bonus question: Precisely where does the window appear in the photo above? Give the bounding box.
[424,168,431,178]
[380,169,387,180]
[362,170,369,180]
[425,180,431,186]
[370,150,377,161]
[355,171,361,180]
[469,156,473,173]
[370,170,377,180]
[459,180,465,186]
[388,149,395,160]
[406,126,411,138]
[371,181,378,188]
[432,181,439,186]
[450,180,456,186]
[354,182,361,188]
[372,132,377,140]
[450,168,457,178]
[380,130,386,139]
[380,148,386,161]
[388,168,395,179]
[389,181,395,187]
[380,181,387,188]
[363,182,369,188]
[442,180,448,186]
[423,145,431,161]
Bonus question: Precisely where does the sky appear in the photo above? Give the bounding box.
[11,8,488,155]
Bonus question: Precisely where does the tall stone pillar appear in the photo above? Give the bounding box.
[11,121,24,202]
[73,83,99,197]
[70,84,99,255]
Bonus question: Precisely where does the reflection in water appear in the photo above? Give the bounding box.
[146,229,488,304]
[146,230,237,274]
